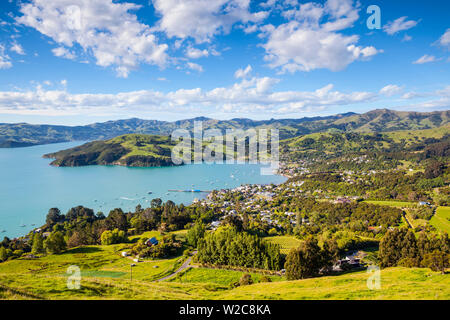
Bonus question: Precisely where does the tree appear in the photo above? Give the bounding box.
[379,229,418,268]
[422,250,450,274]
[46,208,63,226]
[100,229,128,245]
[151,198,162,209]
[321,239,339,271]
[31,233,45,255]
[187,222,206,247]
[104,208,128,231]
[285,237,323,280]
[223,214,243,231]
[44,231,67,254]
[0,247,7,262]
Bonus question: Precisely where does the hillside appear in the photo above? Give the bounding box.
[0,242,448,300]
[280,125,450,162]
[1,109,448,148]
[44,134,177,167]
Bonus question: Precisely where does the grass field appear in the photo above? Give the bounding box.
[430,207,450,234]
[0,231,449,300]
[1,264,448,300]
[264,236,302,254]
[363,200,417,208]
[168,267,283,286]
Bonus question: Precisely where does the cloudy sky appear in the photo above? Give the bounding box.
[0,0,449,125]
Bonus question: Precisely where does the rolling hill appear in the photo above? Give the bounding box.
[1,109,448,148]
[44,134,178,167]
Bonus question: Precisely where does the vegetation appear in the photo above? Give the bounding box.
[196,226,282,270]
[1,110,449,300]
[1,109,448,147]
[44,134,178,167]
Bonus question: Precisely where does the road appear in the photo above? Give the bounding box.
[156,251,197,282]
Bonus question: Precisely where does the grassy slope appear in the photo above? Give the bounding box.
[1,262,448,299]
[44,134,177,167]
[265,236,303,254]
[0,234,448,300]
[430,207,450,234]
[282,125,449,153]
[363,200,417,208]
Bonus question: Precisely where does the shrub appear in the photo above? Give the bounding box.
[239,273,253,286]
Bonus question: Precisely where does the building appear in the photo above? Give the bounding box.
[145,237,159,247]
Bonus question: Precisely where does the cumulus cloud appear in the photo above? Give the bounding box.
[413,54,437,64]
[16,0,168,77]
[383,17,419,35]
[10,42,25,55]
[152,0,268,43]
[234,65,252,78]
[0,78,380,116]
[398,86,450,110]
[0,44,12,69]
[186,62,204,72]
[380,84,403,97]
[185,46,209,59]
[438,28,450,48]
[261,0,381,73]
[52,47,76,60]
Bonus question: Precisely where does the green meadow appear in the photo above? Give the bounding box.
[430,207,450,234]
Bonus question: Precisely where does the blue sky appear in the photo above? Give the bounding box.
[0,0,449,125]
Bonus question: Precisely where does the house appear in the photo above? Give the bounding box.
[210,221,221,229]
[121,251,129,257]
[145,237,159,247]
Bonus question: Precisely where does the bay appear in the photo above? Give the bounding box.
[0,141,286,238]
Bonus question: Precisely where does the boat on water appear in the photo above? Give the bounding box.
[148,191,153,194]
[1,230,6,233]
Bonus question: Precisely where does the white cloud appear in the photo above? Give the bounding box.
[185,46,209,59]
[186,62,204,72]
[380,85,403,97]
[413,54,437,64]
[0,44,12,69]
[234,65,252,78]
[438,28,450,48]
[10,42,25,55]
[261,0,381,73]
[0,78,379,117]
[52,47,76,60]
[17,0,168,78]
[402,34,412,42]
[152,0,268,43]
[398,86,450,109]
[383,17,419,35]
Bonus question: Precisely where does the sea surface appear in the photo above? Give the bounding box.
[0,141,286,238]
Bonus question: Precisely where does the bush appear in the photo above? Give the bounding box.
[44,231,67,254]
[259,275,272,283]
[239,273,253,286]
[422,250,450,273]
[100,229,128,245]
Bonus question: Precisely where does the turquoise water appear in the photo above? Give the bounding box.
[0,141,286,238]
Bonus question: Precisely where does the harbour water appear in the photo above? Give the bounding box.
[0,141,286,238]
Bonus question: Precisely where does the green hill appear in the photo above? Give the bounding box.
[281,125,450,160]
[44,134,177,167]
[1,109,448,147]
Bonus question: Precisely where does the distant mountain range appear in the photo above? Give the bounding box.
[0,109,449,148]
